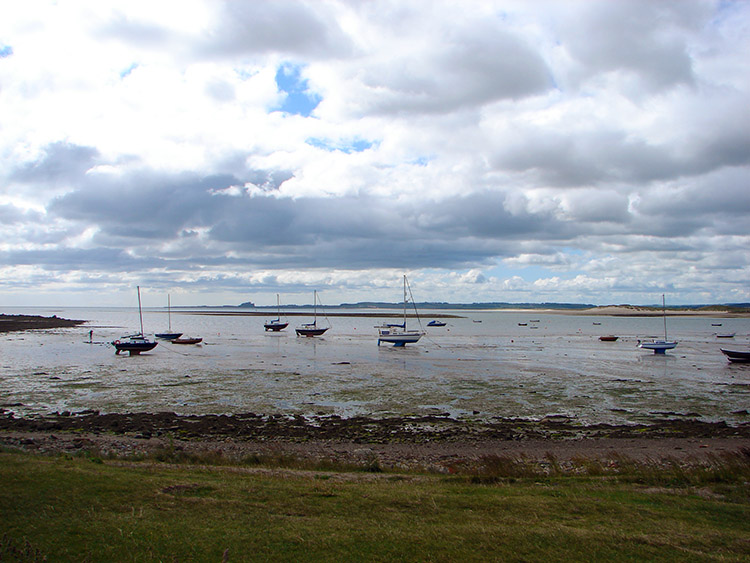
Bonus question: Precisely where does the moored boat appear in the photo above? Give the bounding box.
[599,335,618,341]
[155,295,182,340]
[172,337,202,344]
[113,286,157,355]
[295,290,329,337]
[377,275,425,347]
[427,320,446,327]
[113,334,158,355]
[720,349,750,363]
[264,294,289,332]
[638,295,677,354]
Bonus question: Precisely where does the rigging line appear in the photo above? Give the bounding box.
[159,342,196,356]
[404,275,446,348]
[404,275,425,331]
[318,291,333,329]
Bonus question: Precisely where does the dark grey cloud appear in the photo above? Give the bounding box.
[357,19,551,115]
[0,203,43,225]
[199,1,354,59]
[491,115,750,188]
[10,142,99,185]
[563,0,707,90]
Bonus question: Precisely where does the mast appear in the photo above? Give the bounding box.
[313,290,317,326]
[137,286,145,336]
[276,293,281,320]
[403,275,407,329]
[662,294,667,341]
[167,294,172,331]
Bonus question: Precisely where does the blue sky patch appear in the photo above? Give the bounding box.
[0,45,13,58]
[274,63,321,117]
[306,137,375,153]
[120,63,138,78]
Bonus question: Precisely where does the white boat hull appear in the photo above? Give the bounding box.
[378,330,423,347]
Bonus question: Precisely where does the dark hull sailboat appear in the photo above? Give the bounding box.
[113,286,157,356]
[295,290,329,337]
[155,294,182,339]
[265,294,289,331]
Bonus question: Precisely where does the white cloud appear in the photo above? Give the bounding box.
[0,0,748,306]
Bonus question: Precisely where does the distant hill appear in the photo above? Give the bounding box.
[248,301,596,310]
[244,301,750,312]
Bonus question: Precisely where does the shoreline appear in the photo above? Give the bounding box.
[2,411,748,470]
[0,313,86,332]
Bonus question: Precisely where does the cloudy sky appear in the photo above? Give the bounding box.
[1,0,748,307]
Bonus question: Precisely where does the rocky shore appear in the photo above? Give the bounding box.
[0,314,85,332]
[2,410,748,472]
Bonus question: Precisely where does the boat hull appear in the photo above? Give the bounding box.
[155,332,182,340]
[296,327,328,337]
[639,340,678,354]
[264,322,288,332]
[599,336,619,341]
[113,340,157,355]
[378,330,423,347]
[172,337,202,344]
[721,349,750,362]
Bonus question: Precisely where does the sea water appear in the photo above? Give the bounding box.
[1,306,748,425]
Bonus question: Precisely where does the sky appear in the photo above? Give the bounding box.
[1,0,749,307]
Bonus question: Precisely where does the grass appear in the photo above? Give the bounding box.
[1,449,749,561]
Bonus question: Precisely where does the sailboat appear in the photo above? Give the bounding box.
[295,290,329,337]
[112,286,158,355]
[264,294,289,332]
[155,294,183,340]
[377,275,425,347]
[638,294,678,354]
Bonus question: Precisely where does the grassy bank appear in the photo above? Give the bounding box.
[1,450,749,562]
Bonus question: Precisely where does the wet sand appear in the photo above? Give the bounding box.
[2,312,748,471]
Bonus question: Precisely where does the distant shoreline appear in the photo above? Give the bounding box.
[0,314,86,333]
[181,305,750,318]
[551,305,750,317]
[2,306,749,330]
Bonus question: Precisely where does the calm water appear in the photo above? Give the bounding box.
[1,306,748,425]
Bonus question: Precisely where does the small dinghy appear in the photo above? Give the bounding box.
[172,337,202,345]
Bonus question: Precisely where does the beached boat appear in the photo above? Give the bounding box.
[638,295,677,354]
[264,294,289,332]
[716,332,736,338]
[295,290,329,337]
[720,349,750,363]
[113,286,157,355]
[113,334,158,355]
[155,294,182,340]
[599,335,619,342]
[172,337,202,345]
[427,320,446,327]
[377,275,425,347]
